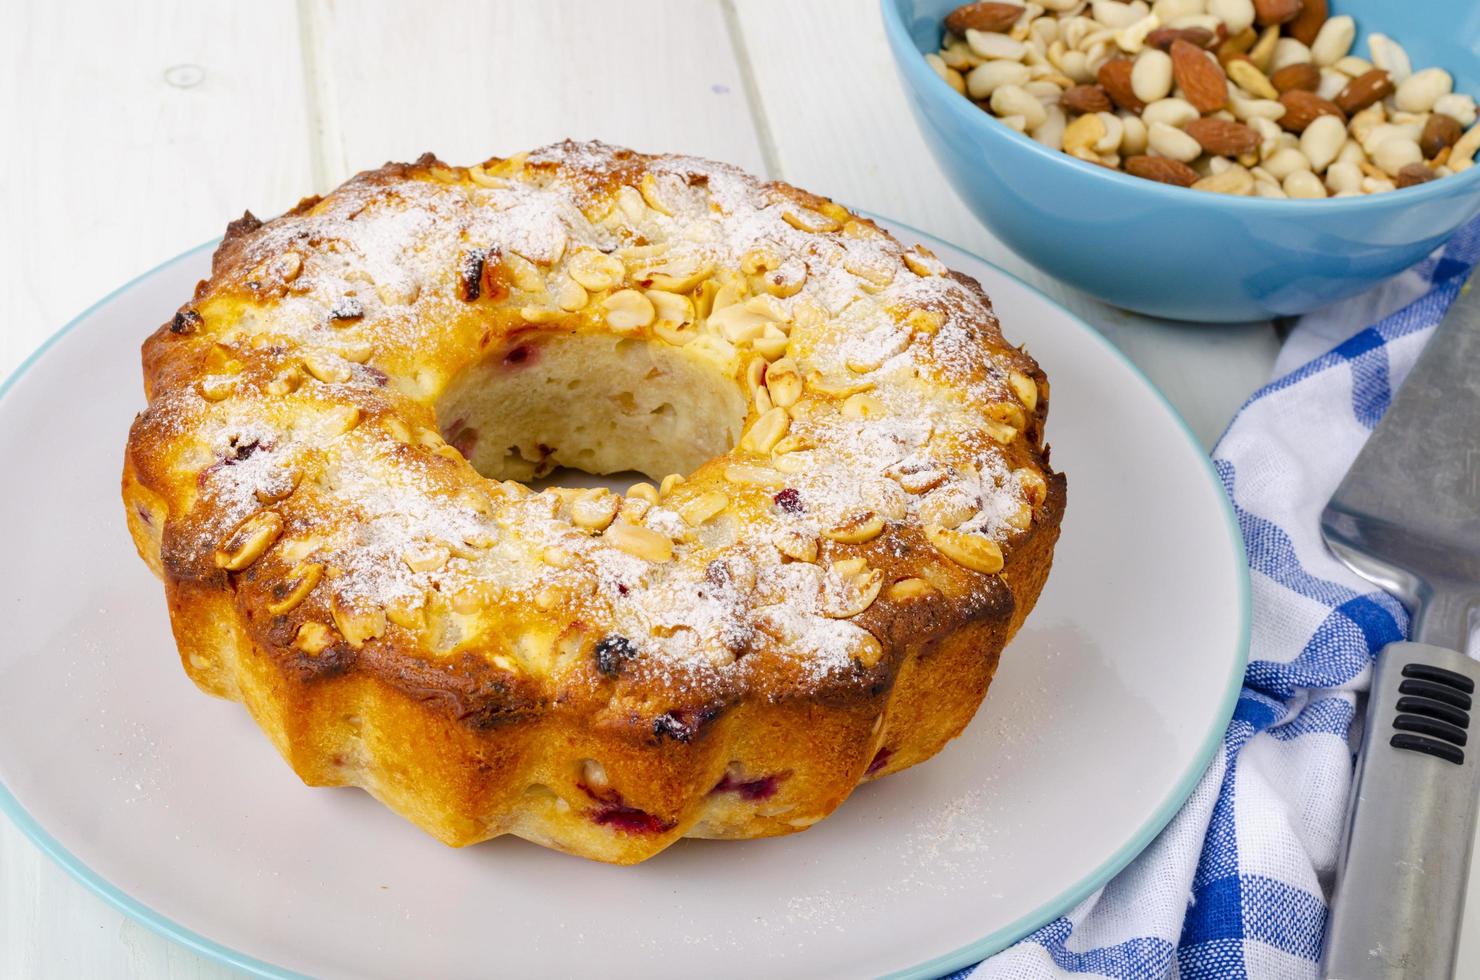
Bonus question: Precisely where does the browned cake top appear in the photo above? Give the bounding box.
[126,141,1056,724]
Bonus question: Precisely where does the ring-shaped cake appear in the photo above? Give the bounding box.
[122,142,1066,863]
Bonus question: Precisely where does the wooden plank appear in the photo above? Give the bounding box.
[0,1,316,379]
[304,0,769,187]
[0,1,314,976]
[728,0,1282,448]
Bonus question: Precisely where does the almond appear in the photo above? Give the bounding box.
[1253,0,1302,26]
[1146,27,1216,51]
[1125,155,1200,187]
[1060,84,1113,115]
[1333,69,1394,115]
[1278,90,1345,133]
[1096,59,1144,114]
[1286,0,1328,45]
[1170,39,1228,113]
[1420,113,1464,160]
[944,2,1024,35]
[1185,117,1261,156]
[1395,163,1436,188]
[1270,62,1321,94]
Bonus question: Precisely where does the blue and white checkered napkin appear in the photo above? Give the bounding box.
[951,216,1480,980]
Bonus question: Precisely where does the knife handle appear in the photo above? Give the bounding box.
[1324,642,1480,979]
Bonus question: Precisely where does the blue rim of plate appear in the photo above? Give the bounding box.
[0,240,308,980]
[0,226,1251,980]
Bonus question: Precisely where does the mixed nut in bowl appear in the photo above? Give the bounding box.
[881,0,1480,321]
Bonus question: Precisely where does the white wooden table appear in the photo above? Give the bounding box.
[0,0,1381,975]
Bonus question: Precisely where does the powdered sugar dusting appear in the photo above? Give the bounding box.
[156,141,1045,687]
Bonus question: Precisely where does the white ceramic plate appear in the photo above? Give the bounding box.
[0,221,1248,979]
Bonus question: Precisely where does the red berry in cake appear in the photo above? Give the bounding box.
[653,706,720,743]
[866,747,893,776]
[773,487,803,513]
[170,308,203,334]
[595,635,637,676]
[328,297,364,322]
[711,770,787,801]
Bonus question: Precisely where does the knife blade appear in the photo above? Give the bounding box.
[1322,273,1480,980]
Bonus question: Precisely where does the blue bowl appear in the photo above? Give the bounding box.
[882,0,1480,322]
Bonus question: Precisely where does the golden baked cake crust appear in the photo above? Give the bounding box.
[121,141,1066,863]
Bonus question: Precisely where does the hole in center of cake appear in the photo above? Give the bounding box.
[434,331,748,485]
